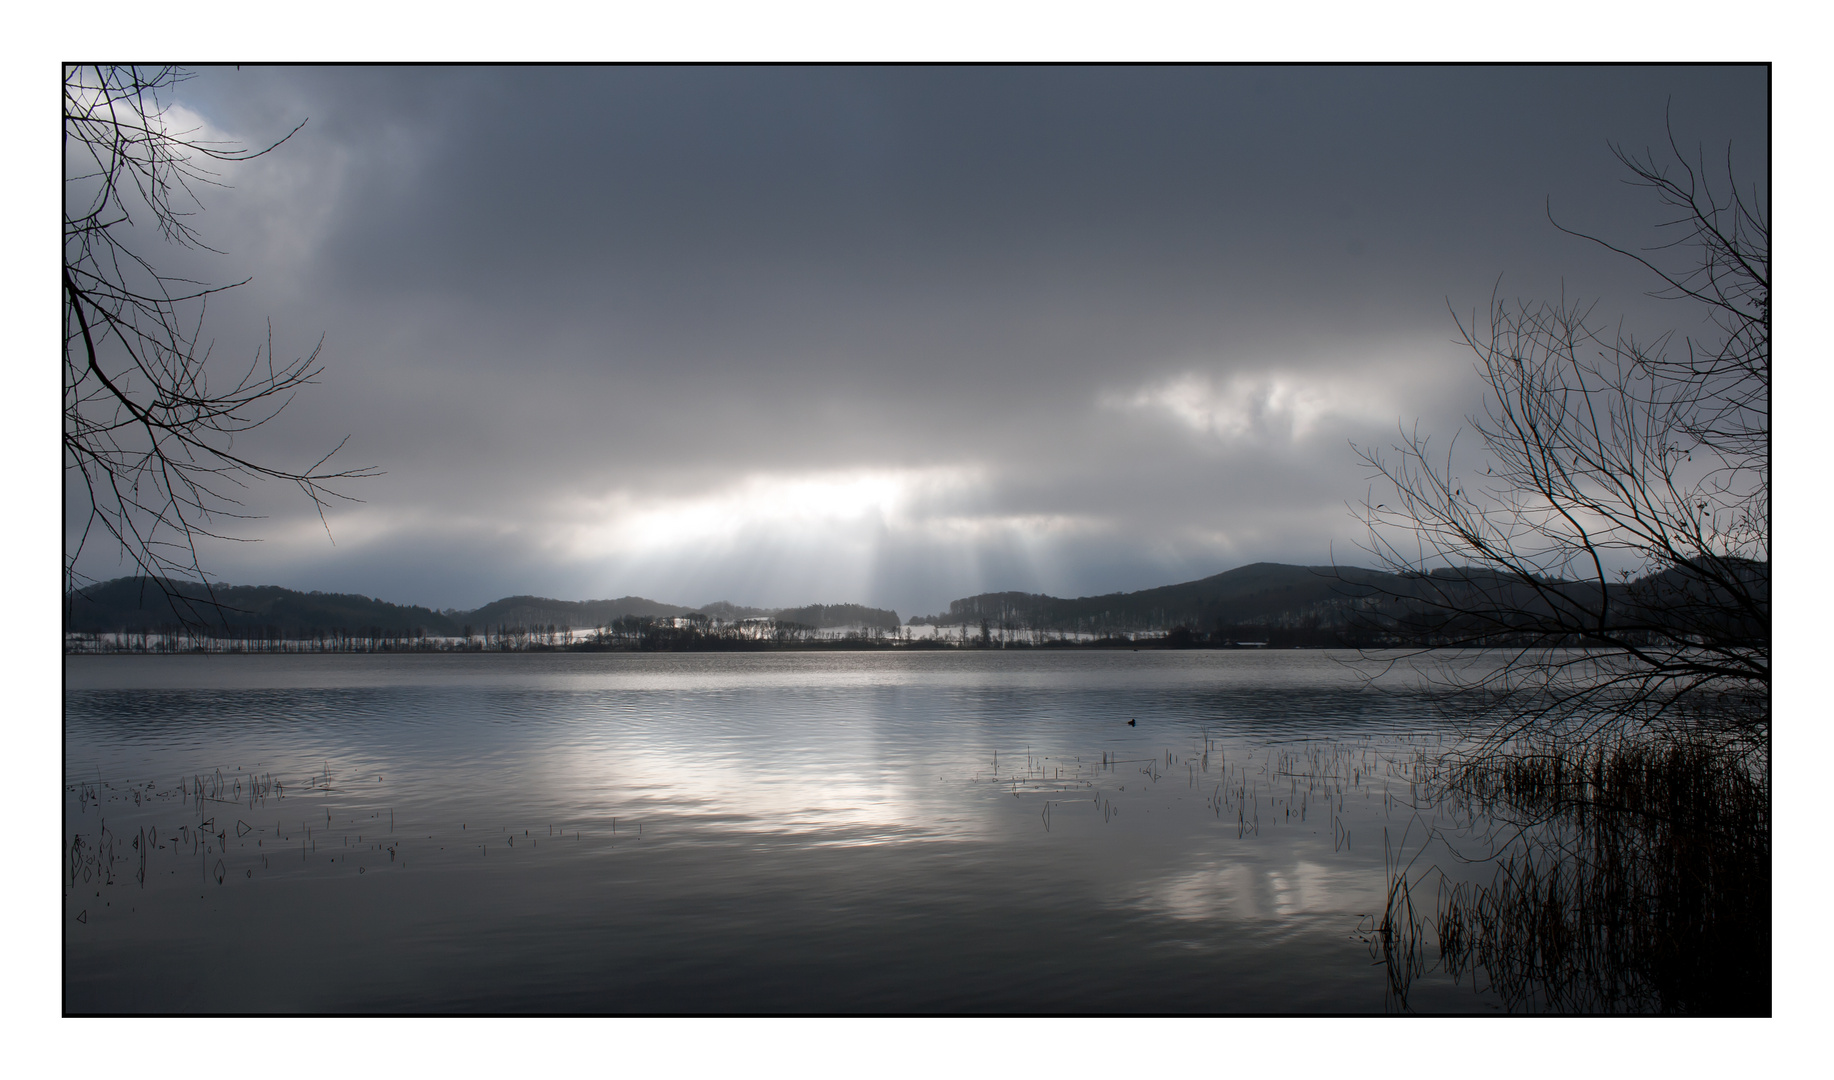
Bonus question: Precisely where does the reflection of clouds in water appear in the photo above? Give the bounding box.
[1141,857,1371,922]
[535,722,990,847]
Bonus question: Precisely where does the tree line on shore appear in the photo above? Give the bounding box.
[64,613,909,654]
[64,558,1765,655]
[64,577,903,651]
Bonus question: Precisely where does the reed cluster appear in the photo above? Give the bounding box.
[1379,733,1769,1014]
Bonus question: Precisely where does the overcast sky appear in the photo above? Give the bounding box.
[66,65,1767,617]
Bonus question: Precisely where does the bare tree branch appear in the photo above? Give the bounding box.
[1349,119,1767,757]
[63,65,379,629]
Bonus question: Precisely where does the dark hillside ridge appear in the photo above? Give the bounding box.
[67,579,900,638]
[697,601,774,620]
[910,563,1398,636]
[456,597,899,631]
[462,595,698,629]
[911,559,1770,647]
[774,603,902,632]
[67,559,1764,648]
[65,578,462,637]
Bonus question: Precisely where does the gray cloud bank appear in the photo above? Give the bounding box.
[68,65,1767,616]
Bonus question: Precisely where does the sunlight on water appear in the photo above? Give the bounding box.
[64,650,1501,1013]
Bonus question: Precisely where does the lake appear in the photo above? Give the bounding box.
[63,649,1503,1013]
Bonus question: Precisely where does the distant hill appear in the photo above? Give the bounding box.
[66,578,900,638]
[461,596,899,630]
[65,578,462,637]
[698,601,774,620]
[911,559,1770,646]
[69,560,1762,648]
[774,603,901,631]
[910,562,1399,635]
[462,595,698,629]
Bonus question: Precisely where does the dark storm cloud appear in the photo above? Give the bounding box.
[75,65,1765,614]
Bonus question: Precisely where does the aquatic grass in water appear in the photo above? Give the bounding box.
[1375,735,1770,1014]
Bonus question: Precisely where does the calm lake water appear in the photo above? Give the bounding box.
[64,650,1503,1013]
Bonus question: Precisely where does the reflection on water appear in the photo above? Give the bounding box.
[65,651,1495,1013]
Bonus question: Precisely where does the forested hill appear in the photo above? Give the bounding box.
[456,597,899,630]
[56,565,1437,640]
[65,578,463,637]
[775,603,902,631]
[66,579,900,637]
[910,560,1770,644]
[462,595,698,629]
[68,562,1763,644]
[909,562,1408,635]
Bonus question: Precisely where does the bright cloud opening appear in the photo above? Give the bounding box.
[1111,369,1400,442]
[564,466,993,559]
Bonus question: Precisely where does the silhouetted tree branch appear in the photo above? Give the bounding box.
[63,65,378,627]
[1354,120,1768,755]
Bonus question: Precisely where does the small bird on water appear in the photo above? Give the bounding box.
[1127,718,1136,726]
